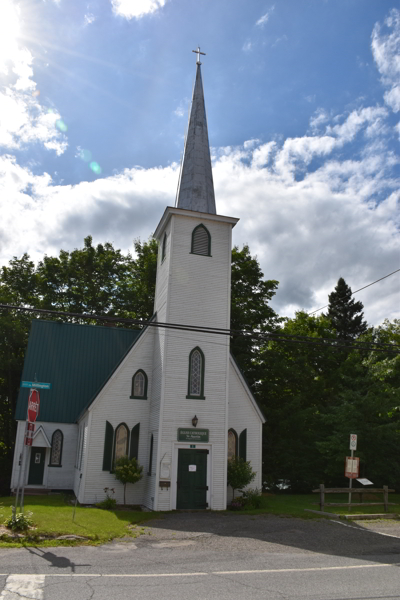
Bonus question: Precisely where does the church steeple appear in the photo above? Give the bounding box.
[176,50,216,215]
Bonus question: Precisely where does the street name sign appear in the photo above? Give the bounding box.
[21,381,52,390]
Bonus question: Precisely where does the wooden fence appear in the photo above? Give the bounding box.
[312,484,396,513]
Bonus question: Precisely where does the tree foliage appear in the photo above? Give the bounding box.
[114,456,143,505]
[227,457,256,497]
[327,277,368,340]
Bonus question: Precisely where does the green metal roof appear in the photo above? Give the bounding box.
[15,320,140,423]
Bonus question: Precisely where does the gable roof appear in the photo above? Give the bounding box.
[15,320,140,423]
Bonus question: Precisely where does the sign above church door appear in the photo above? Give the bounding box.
[178,428,209,443]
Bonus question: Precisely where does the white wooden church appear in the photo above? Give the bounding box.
[11,55,265,510]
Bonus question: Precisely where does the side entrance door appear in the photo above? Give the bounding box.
[177,449,208,509]
[28,447,46,485]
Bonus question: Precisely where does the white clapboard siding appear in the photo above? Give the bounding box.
[11,421,78,490]
[155,214,233,510]
[227,358,264,501]
[79,326,155,505]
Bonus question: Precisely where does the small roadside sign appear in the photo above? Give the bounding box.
[21,381,52,390]
[350,433,357,450]
[27,389,40,423]
[345,456,359,479]
[357,478,373,485]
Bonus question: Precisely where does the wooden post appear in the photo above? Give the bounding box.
[383,485,388,513]
[320,484,325,512]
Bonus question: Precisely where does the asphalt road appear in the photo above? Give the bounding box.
[1,513,400,599]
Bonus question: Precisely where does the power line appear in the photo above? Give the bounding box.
[0,302,399,355]
[308,268,400,316]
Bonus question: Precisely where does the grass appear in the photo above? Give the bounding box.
[233,493,400,519]
[0,495,161,547]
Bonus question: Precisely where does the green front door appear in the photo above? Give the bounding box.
[28,447,46,485]
[177,449,208,509]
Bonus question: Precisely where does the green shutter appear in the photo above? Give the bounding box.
[102,421,114,471]
[130,423,140,460]
[148,434,153,475]
[239,429,247,461]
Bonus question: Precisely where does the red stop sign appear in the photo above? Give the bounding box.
[27,388,40,422]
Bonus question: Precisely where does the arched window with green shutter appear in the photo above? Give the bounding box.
[114,423,129,465]
[191,224,211,256]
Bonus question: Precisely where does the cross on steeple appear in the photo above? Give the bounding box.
[192,46,206,65]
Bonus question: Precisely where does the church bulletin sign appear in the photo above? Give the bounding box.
[178,428,209,442]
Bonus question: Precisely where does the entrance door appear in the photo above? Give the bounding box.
[177,449,208,509]
[28,447,46,485]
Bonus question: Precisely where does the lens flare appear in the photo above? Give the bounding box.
[90,161,102,175]
[56,119,68,132]
[79,149,92,162]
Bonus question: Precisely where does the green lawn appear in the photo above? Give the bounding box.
[238,493,400,518]
[0,495,161,547]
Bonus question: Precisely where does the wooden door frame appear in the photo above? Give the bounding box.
[171,443,212,510]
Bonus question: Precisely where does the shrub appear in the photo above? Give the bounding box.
[96,487,117,510]
[242,487,266,509]
[4,511,34,531]
[227,457,256,498]
[114,457,143,505]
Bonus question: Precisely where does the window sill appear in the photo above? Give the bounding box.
[130,395,148,400]
[186,395,206,400]
[189,252,212,257]
[48,464,62,468]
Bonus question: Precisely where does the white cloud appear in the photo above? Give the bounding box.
[111,0,167,20]
[84,13,96,25]
[256,6,275,28]
[0,105,398,326]
[371,9,400,112]
[242,40,253,53]
[0,1,67,154]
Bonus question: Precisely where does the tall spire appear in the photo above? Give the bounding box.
[176,50,216,215]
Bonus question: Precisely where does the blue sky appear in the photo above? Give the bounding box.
[0,0,399,325]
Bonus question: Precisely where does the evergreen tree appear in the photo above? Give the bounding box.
[327,277,368,340]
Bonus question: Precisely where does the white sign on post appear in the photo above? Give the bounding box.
[350,434,357,450]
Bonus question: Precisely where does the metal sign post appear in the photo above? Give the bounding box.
[347,434,358,509]
[14,383,45,517]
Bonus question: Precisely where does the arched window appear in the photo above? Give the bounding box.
[50,429,63,466]
[186,347,205,399]
[191,224,211,256]
[114,423,129,464]
[161,232,167,261]
[131,369,148,399]
[227,429,238,460]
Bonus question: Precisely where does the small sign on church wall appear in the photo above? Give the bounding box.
[178,428,209,442]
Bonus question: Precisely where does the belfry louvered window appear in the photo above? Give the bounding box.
[191,224,211,256]
[186,346,205,399]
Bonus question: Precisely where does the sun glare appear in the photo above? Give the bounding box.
[0,0,21,73]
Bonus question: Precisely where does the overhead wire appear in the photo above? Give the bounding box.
[308,268,400,316]
[0,302,399,355]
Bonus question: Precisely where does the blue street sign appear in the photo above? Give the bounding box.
[21,381,52,390]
